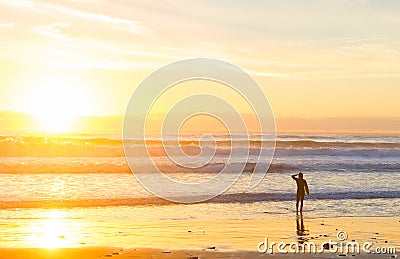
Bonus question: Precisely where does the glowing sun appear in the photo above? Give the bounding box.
[21,76,93,132]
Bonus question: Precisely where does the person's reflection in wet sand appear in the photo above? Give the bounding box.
[296,212,309,244]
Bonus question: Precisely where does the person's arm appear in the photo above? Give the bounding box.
[304,180,309,195]
[291,174,297,180]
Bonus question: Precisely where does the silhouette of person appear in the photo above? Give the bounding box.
[292,172,309,212]
[296,212,309,244]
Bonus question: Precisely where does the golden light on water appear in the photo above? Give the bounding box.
[26,211,81,249]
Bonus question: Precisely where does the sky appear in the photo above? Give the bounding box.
[0,0,399,132]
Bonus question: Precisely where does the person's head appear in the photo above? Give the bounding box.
[299,173,303,179]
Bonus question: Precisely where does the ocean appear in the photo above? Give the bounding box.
[0,133,399,248]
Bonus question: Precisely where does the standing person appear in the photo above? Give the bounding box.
[291,172,309,212]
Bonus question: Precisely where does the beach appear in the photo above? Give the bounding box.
[2,0,400,257]
[0,133,399,258]
[0,216,398,258]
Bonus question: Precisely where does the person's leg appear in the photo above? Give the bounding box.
[299,195,304,212]
[296,195,300,212]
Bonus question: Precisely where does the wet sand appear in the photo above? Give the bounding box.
[0,247,398,259]
[0,216,398,258]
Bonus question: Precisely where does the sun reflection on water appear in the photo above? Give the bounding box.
[26,210,82,248]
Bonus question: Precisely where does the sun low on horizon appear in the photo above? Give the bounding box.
[18,75,96,133]
[0,0,398,256]
[0,0,399,134]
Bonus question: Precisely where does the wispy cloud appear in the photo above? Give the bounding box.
[33,22,70,41]
[0,22,14,29]
[51,59,158,70]
[250,70,297,78]
[54,6,144,34]
[0,0,34,8]
[105,46,180,59]
[296,36,384,45]
[0,0,146,34]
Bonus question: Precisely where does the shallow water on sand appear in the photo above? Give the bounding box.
[0,133,399,248]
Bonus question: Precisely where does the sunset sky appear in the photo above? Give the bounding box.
[0,0,399,132]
